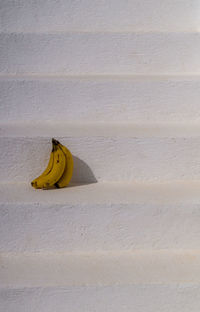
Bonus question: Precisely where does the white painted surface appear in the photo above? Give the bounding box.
[1,75,200,122]
[1,182,200,251]
[1,285,200,312]
[1,251,200,287]
[1,32,200,74]
[1,0,200,309]
[1,125,200,182]
[1,0,199,32]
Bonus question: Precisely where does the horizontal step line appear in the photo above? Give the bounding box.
[1,73,200,81]
[1,250,200,288]
[1,121,200,138]
[2,284,200,292]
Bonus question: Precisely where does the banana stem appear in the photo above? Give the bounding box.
[52,138,60,145]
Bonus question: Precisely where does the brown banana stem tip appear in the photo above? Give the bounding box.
[52,138,60,145]
[52,138,61,151]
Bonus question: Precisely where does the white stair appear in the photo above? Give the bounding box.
[1,123,200,182]
[1,251,200,311]
[1,75,200,123]
[1,0,200,311]
[1,181,200,252]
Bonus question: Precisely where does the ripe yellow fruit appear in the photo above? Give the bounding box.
[31,138,73,189]
[55,141,73,188]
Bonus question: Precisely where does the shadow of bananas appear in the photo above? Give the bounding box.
[70,155,97,186]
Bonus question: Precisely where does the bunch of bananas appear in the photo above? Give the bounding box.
[31,138,73,189]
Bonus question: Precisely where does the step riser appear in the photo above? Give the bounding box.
[1,33,200,74]
[1,203,200,252]
[1,0,199,32]
[1,77,200,122]
[1,136,200,182]
[1,285,199,312]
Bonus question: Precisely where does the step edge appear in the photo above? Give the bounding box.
[1,181,200,205]
[1,30,200,35]
[1,73,200,81]
[1,121,200,138]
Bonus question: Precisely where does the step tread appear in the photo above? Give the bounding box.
[1,121,200,138]
[1,251,200,288]
[2,30,200,34]
[1,181,200,205]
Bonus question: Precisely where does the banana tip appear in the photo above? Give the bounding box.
[52,138,60,145]
[31,181,35,188]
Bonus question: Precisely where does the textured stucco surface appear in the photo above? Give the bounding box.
[1,0,200,309]
[1,0,199,32]
[1,285,200,312]
[1,252,200,311]
[1,32,200,74]
[2,198,200,251]
[1,134,200,182]
[1,182,200,252]
[1,251,200,287]
[1,75,200,122]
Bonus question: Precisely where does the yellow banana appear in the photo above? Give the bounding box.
[31,141,54,187]
[54,141,73,188]
[31,140,66,189]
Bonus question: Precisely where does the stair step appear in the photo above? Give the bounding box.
[1,0,199,32]
[1,251,200,311]
[1,32,200,74]
[1,123,200,182]
[1,74,200,122]
[1,181,200,251]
